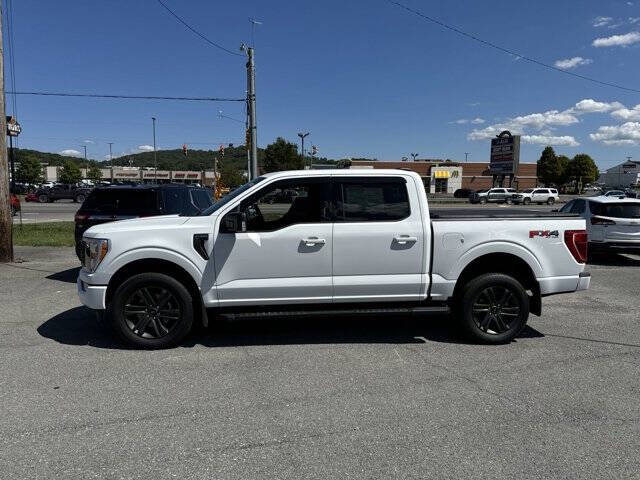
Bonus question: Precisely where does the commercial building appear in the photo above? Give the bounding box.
[42,166,216,186]
[350,160,538,193]
[597,160,640,188]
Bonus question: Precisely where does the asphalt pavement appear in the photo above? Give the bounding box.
[1,246,640,479]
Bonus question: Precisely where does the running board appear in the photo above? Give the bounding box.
[217,305,450,321]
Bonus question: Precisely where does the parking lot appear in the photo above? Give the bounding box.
[1,246,639,479]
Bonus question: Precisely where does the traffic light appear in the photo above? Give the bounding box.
[219,144,225,157]
[182,144,188,156]
[311,145,318,155]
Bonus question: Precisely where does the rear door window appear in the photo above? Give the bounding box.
[570,199,586,214]
[83,189,159,213]
[190,189,214,211]
[589,202,640,218]
[161,189,186,215]
[334,177,410,222]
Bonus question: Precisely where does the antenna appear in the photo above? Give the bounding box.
[249,18,262,48]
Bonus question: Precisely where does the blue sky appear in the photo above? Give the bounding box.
[6,0,640,169]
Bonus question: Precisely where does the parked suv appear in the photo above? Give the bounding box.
[36,184,92,203]
[74,184,214,260]
[468,188,516,204]
[512,188,559,205]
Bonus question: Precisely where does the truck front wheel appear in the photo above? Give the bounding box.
[110,272,194,349]
[458,273,529,344]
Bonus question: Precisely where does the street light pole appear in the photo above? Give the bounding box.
[152,117,157,184]
[411,153,419,162]
[82,145,87,179]
[298,132,309,169]
[464,152,469,162]
[107,143,113,183]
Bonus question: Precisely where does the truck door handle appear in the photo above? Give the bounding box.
[302,237,326,246]
[394,235,418,244]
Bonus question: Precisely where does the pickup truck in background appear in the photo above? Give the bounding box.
[36,184,92,203]
[77,170,590,349]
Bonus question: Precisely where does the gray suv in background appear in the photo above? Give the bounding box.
[469,188,516,204]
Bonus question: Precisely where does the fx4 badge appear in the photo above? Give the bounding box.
[529,230,559,239]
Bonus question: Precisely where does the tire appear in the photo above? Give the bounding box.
[523,198,531,205]
[547,197,555,205]
[75,194,86,203]
[457,273,529,344]
[479,197,487,204]
[110,272,194,349]
[39,194,49,203]
[506,198,513,205]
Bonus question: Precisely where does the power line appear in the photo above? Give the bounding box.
[386,0,640,95]
[7,91,244,102]
[156,0,242,57]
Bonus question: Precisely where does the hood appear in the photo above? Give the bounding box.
[83,214,191,237]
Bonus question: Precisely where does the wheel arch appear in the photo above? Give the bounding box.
[106,258,208,326]
[452,252,541,316]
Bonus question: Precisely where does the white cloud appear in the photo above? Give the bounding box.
[593,16,613,27]
[611,104,640,121]
[593,31,640,47]
[59,149,81,157]
[522,135,580,146]
[138,144,154,151]
[83,139,94,144]
[570,98,624,114]
[554,57,593,69]
[471,117,485,124]
[590,122,640,145]
[468,102,481,107]
[453,119,468,124]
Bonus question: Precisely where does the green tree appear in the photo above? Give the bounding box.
[557,155,570,185]
[536,146,562,185]
[219,164,245,189]
[59,160,82,184]
[87,164,103,182]
[262,137,303,173]
[568,154,598,186]
[15,156,43,184]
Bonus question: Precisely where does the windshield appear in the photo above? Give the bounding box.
[590,202,640,218]
[199,177,265,215]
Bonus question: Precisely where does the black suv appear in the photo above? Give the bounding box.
[74,184,214,260]
[37,184,92,203]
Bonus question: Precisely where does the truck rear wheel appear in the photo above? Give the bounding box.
[458,273,529,344]
[110,272,194,349]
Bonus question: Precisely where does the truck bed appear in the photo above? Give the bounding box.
[430,208,580,220]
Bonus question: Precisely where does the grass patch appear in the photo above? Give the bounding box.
[12,222,75,247]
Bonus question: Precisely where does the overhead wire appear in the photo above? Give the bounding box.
[6,91,245,102]
[156,0,243,57]
[386,0,640,95]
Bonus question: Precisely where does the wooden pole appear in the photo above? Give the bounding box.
[0,0,14,263]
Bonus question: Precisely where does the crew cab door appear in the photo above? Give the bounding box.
[332,175,425,302]
[488,188,505,202]
[213,176,333,306]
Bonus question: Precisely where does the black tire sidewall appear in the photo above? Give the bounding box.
[111,272,194,349]
[39,195,48,203]
[459,273,529,344]
[523,198,531,205]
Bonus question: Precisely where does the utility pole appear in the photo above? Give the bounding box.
[242,45,258,180]
[152,117,157,183]
[108,142,113,183]
[411,153,419,162]
[82,145,87,179]
[298,132,309,168]
[464,152,469,162]
[0,1,13,262]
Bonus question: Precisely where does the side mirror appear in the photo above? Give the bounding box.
[222,211,246,233]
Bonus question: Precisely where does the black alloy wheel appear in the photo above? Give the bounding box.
[458,273,529,344]
[124,286,182,339]
[111,272,194,348]
[471,286,521,335]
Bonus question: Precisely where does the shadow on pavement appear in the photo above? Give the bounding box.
[587,253,640,267]
[38,307,544,350]
[46,267,81,283]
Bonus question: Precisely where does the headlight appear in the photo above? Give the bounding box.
[82,238,109,273]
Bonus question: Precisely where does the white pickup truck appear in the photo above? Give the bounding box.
[77,169,591,348]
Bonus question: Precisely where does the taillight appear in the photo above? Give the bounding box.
[75,213,89,222]
[591,216,616,225]
[564,230,588,263]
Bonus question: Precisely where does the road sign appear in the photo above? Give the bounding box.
[6,116,21,137]
[490,130,520,175]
